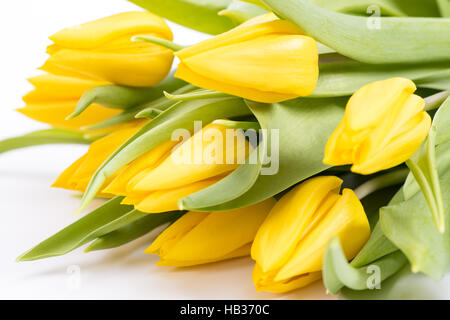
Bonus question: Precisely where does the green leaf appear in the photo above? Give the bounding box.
[322,189,405,295]
[181,97,347,211]
[404,98,449,232]
[312,62,450,97]
[0,128,93,155]
[380,169,450,279]
[68,71,185,119]
[83,84,196,130]
[77,97,252,214]
[212,119,260,131]
[262,0,450,63]
[379,99,450,278]
[128,0,236,35]
[323,237,408,294]
[85,211,183,252]
[16,197,147,261]
[164,88,229,101]
[312,0,440,17]
[218,1,267,24]
[416,70,450,91]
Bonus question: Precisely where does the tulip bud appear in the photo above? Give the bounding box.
[105,123,253,213]
[18,74,119,131]
[52,121,147,194]
[41,12,174,87]
[323,78,431,174]
[174,13,318,103]
[146,198,276,267]
[251,176,370,293]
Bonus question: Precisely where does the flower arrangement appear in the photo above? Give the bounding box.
[2,0,450,298]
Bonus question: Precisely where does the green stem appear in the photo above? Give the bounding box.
[405,159,445,233]
[213,119,261,131]
[0,128,93,154]
[424,90,450,111]
[164,89,229,101]
[354,168,409,200]
[132,35,185,51]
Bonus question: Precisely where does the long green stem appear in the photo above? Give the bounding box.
[0,128,93,154]
[406,159,445,233]
[165,89,229,101]
[132,35,185,51]
[354,168,409,200]
[424,90,450,111]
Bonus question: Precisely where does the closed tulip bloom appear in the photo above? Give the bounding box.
[104,123,252,213]
[146,198,276,267]
[41,12,174,87]
[18,74,119,131]
[251,176,370,293]
[323,78,431,174]
[174,13,318,103]
[53,121,147,194]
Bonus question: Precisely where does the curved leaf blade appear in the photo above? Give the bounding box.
[17,197,142,261]
[0,128,92,155]
[85,211,183,252]
[262,0,450,64]
[129,0,236,35]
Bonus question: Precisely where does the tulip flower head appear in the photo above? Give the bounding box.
[174,13,319,103]
[146,198,276,267]
[41,12,174,87]
[18,74,118,131]
[104,123,253,213]
[251,176,370,293]
[323,78,431,174]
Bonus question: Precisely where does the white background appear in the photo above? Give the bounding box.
[0,0,448,300]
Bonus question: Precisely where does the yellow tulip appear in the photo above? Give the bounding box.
[146,198,276,267]
[41,11,174,87]
[323,78,431,175]
[53,121,147,195]
[251,176,370,293]
[104,123,252,213]
[18,73,119,131]
[174,13,318,103]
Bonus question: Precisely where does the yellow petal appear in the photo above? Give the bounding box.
[345,77,416,131]
[103,140,177,195]
[252,263,321,293]
[52,154,88,189]
[41,46,174,87]
[49,11,173,49]
[251,176,343,273]
[17,102,120,131]
[132,123,250,192]
[177,18,302,60]
[23,74,108,103]
[180,35,318,98]
[352,111,431,174]
[52,122,144,192]
[132,177,224,213]
[162,198,276,262]
[275,189,370,281]
[146,211,209,256]
[156,243,252,267]
[176,63,296,103]
[43,12,174,87]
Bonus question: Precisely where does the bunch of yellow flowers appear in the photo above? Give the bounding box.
[3,0,450,298]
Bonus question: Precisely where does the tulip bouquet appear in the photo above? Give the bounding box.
[2,0,450,298]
